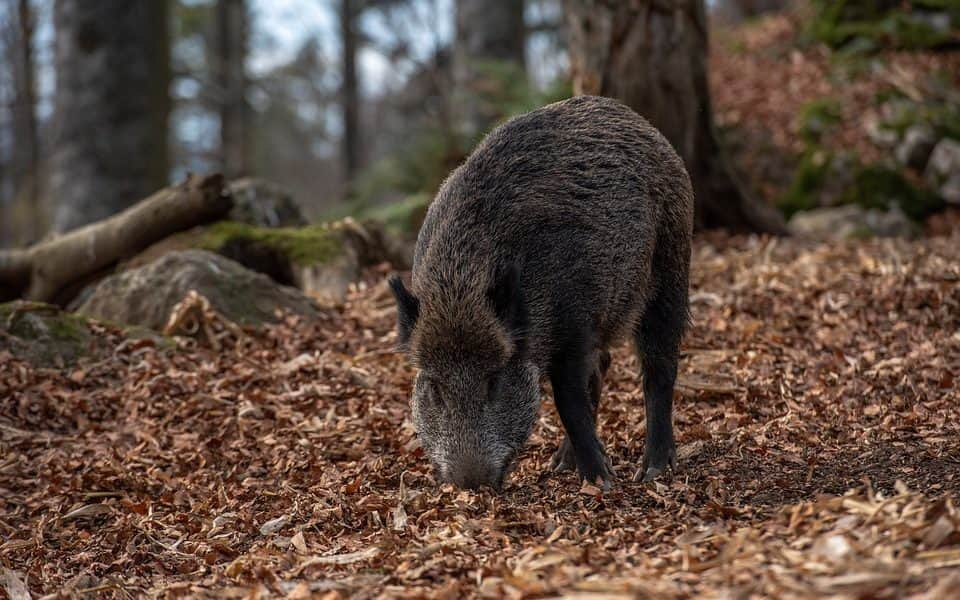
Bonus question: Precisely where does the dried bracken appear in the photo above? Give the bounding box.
[2,233,959,598]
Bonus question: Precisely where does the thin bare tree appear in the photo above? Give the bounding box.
[216,0,250,179]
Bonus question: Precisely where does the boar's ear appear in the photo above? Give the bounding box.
[389,275,419,346]
[487,263,528,349]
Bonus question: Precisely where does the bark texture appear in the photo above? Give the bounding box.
[0,174,229,303]
[216,0,250,179]
[340,0,361,180]
[453,0,527,136]
[564,0,786,233]
[50,0,171,233]
[10,0,39,228]
[721,0,787,20]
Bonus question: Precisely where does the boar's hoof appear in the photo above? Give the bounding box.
[636,447,678,483]
[593,460,616,491]
[550,438,577,473]
[579,453,616,491]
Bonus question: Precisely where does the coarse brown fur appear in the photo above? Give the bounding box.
[391,95,694,489]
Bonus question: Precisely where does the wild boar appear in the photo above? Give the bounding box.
[390,95,693,490]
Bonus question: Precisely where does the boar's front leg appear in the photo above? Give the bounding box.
[549,344,614,488]
[634,283,685,482]
[550,349,611,473]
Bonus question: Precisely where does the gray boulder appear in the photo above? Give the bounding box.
[1,301,105,367]
[73,250,320,330]
[940,174,960,206]
[227,178,307,228]
[0,301,168,367]
[925,138,960,185]
[788,204,917,240]
[894,124,936,170]
[912,11,952,35]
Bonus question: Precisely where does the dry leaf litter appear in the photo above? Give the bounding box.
[2,232,959,598]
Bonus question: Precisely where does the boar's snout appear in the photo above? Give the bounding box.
[440,454,505,490]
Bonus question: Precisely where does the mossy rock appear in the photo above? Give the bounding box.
[879,97,960,143]
[778,151,943,220]
[122,219,412,303]
[799,98,843,145]
[74,250,322,331]
[0,301,167,367]
[808,0,958,51]
[126,221,341,284]
[777,150,835,218]
[841,163,944,219]
[1,301,98,366]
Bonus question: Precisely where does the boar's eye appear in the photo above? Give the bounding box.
[422,376,445,408]
[487,372,503,401]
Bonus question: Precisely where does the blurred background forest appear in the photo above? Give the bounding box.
[0,0,570,245]
[0,0,956,249]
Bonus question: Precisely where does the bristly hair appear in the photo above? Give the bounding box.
[486,262,528,358]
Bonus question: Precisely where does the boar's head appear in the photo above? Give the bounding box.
[389,264,538,490]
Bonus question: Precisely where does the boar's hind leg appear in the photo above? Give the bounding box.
[550,350,611,473]
[634,283,686,482]
[549,347,615,487]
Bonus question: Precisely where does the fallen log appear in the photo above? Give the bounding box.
[0,174,230,303]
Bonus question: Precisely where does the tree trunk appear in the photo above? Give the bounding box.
[564,0,786,233]
[453,0,527,137]
[216,0,250,179]
[51,0,171,234]
[10,0,40,237]
[736,0,787,18]
[0,174,229,303]
[713,0,788,23]
[340,0,361,180]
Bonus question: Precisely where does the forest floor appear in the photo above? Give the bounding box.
[2,231,959,599]
[709,12,960,204]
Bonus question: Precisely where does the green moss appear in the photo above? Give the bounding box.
[880,96,960,141]
[777,150,833,217]
[840,164,944,219]
[1,301,175,359]
[808,0,958,51]
[778,151,943,221]
[1,301,89,342]
[799,98,843,144]
[1,301,96,366]
[200,221,341,266]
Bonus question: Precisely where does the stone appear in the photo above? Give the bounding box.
[940,174,960,206]
[865,117,898,148]
[788,204,917,240]
[1,301,103,367]
[73,250,321,330]
[925,138,960,185]
[894,124,936,169]
[0,301,166,366]
[124,219,412,305]
[227,178,307,228]
[912,11,952,35]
